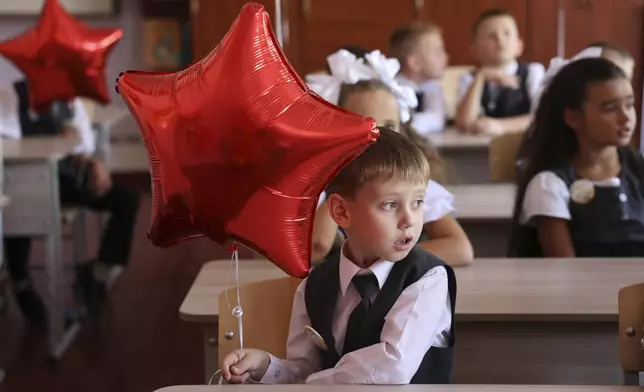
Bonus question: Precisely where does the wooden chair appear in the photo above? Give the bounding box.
[440,65,474,120]
[618,282,644,386]
[489,131,525,183]
[217,277,301,370]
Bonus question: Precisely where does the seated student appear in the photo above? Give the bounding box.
[516,42,636,177]
[508,58,643,257]
[220,127,457,384]
[2,80,141,323]
[390,21,449,135]
[455,9,545,135]
[309,51,473,266]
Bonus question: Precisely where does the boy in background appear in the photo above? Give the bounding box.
[455,9,545,135]
[391,22,449,136]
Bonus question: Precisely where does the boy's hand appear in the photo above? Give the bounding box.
[472,117,505,135]
[220,348,271,384]
[480,67,520,89]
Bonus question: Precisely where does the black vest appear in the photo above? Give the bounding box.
[515,148,644,257]
[480,62,531,118]
[304,245,457,384]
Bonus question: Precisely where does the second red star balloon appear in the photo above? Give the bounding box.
[117,3,378,278]
[0,0,122,112]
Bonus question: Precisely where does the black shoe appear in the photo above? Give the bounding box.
[74,263,106,318]
[14,285,48,326]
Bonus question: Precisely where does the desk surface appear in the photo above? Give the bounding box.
[93,104,131,128]
[156,384,641,392]
[2,136,80,161]
[109,142,150,174]
[447,184,515,220]
[180,257,644,323]
[427,128,491,150]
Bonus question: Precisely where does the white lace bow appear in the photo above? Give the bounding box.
[305,49,418,123]
[533,46,603,110]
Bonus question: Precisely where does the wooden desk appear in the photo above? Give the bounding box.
[2,136,82,361]
[155,386,642,392]
[108,141,150,174]
[427,129,492,184]
[447,184,514,257]
[181,258,644,385]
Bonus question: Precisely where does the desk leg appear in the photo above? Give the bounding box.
[42,161,80,360]
[203,323,219,384]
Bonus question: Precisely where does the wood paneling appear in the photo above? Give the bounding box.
[528,0,644,146]
[192,0,276,62]
[290,0,416,74]
[422,0,530,66]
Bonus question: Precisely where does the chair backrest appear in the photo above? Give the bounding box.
[440,65,473,120]
[489,131,525,182]
[218,276,301,364]
[618,282,644,376]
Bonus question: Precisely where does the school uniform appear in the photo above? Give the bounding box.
[515,148,644,257]
[260,243,456,384]
[395,74,446,136]
[457,61,545,118]
[2,82,140,286]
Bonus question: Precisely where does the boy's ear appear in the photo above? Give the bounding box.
[563,108,583,131]
[327,193,351,228]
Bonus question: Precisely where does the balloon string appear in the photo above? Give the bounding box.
[225,249,244,349]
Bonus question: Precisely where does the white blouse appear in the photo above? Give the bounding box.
[317,180,455,224]
[521,170,622,225]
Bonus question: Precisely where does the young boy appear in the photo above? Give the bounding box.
[455,9,545,135]
[390,22,449,136]
[220,127,457,385]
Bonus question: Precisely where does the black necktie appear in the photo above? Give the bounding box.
[342,273,379,354]
[415,91,424,113]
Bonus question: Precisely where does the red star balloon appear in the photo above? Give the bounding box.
[117,2,378,278]
[0,0,122,112]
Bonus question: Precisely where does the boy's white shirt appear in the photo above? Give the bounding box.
[456,61,546,109]
[260,242,452,384]
[0,86,95,156]
[395,74,446,135]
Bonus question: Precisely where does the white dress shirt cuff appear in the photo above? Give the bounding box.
[259,354,289,384]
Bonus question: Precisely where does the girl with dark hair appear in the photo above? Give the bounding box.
[509,58,644,257]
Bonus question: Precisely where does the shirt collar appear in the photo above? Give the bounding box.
[504,60,518,75]
[395,74,439,92]
[338,241,395,296]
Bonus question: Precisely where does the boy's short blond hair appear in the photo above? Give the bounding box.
[389,22,442,65]
[326,126,431,199]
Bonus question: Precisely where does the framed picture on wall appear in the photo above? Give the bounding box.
[0,0,120,16]
[142,18,183,71]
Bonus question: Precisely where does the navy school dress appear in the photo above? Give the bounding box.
[479,62,532,118]
[515,147,644,257]
[304,245,457,384]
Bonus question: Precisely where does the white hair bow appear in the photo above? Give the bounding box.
[532,46,603,110]
[363,50,418,123]
[305,49,418,123]
[305,50,373,105]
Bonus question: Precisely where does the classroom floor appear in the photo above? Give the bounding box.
[0,174,254,392]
